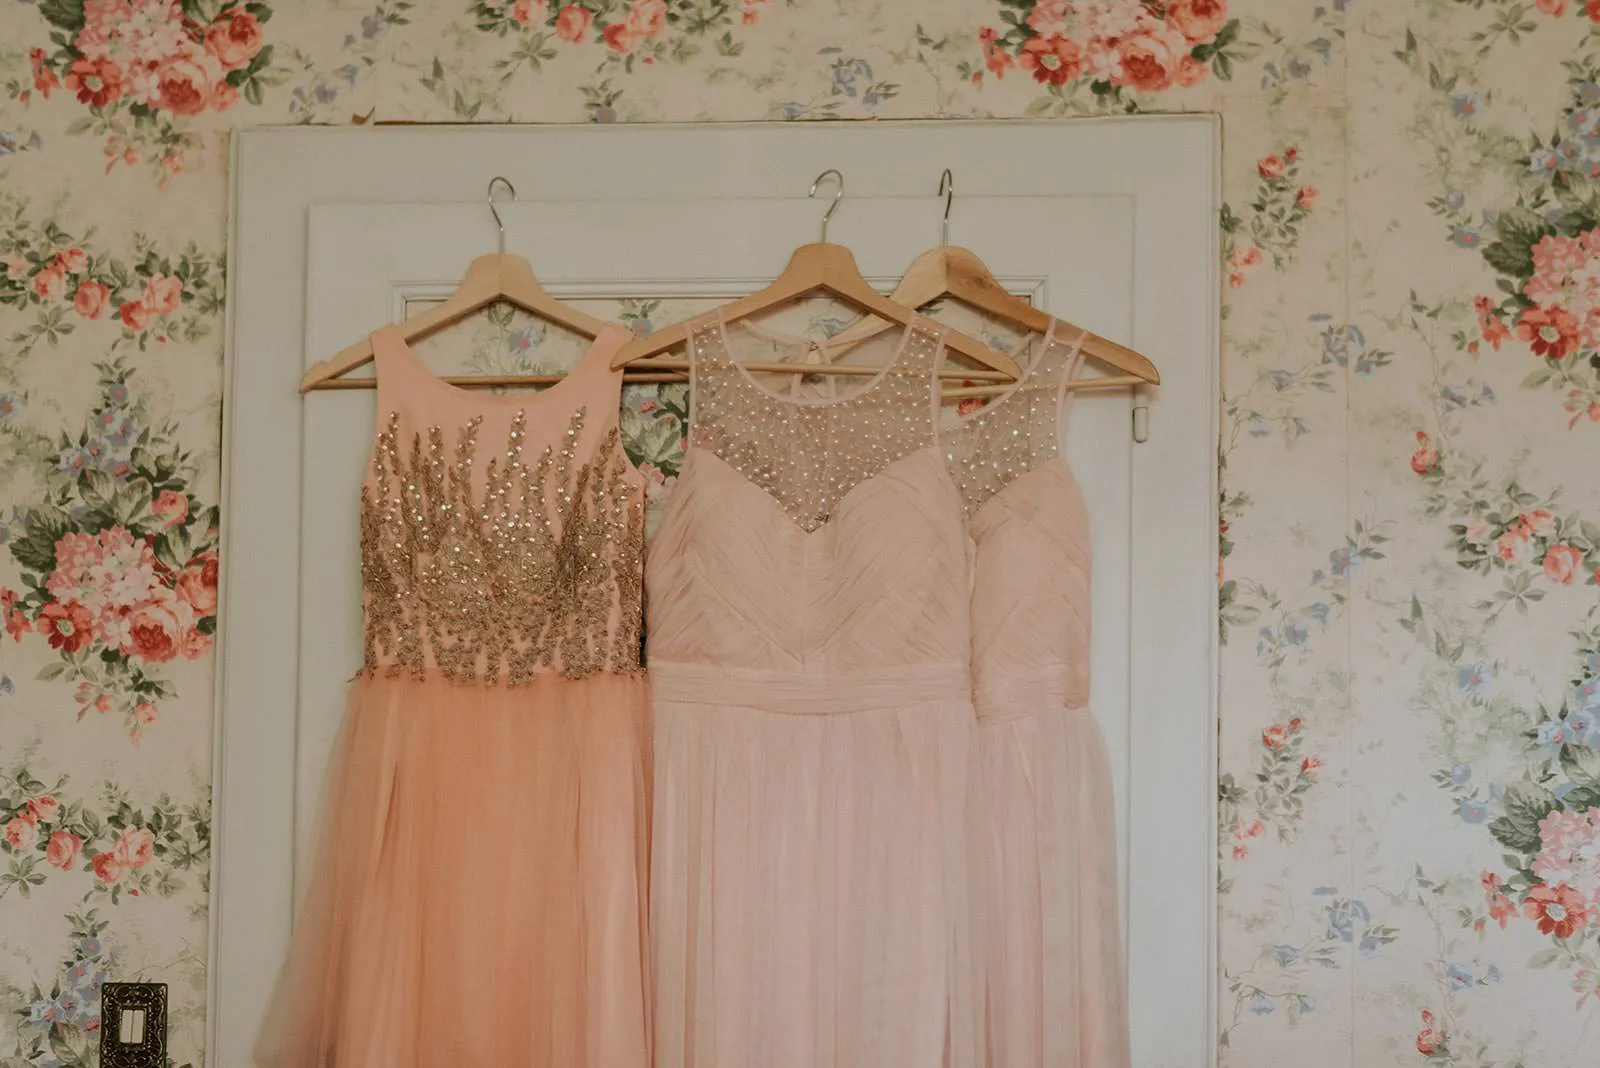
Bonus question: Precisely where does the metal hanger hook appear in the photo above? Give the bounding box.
[809,168,844,243]
[938,168,954,246]
[487,176,516,254]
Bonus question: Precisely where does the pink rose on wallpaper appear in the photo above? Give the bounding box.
[1167,0,1227,42]
[1496,526,1534,566]
[90,850,123,883]
[1175,54,1206,86]
[1589,0,1600,20]
[65,56,123,108]
[204,7,264,70]
[629,0,668,38]
[1111,22,1188,92]
[1532,808,1600,904]
[45,829,82,870]
[555,4,593,41]
[1520,508,1558,537]
[54,247,88,274]
[74,280,111,319]
[152,489,188,527]
[1537,0,1568,14]
[1261,723,1288,748]
[1025,0,1073,36]
[1409,430,1439,475]
[48,528,163,621]
[1020,35,1084,86]
[1296,185,1318,209]
[511,0,546,26]
[133,701,157,727]
[37,600,95,654]
[32,265,67,301]
[177,551,219,616]
[1258,153,1287,179]
[603,21,638,53]
[1415,1011,1444,1056]
[1078,0,1145,40]
[1525,882,1588,938]
[155,44,223,117]
[114,826,156,868]
[119,300,152,330]
[3,816,38,851]
[1300,756,1322,780]
[124,589,192,663]
[28,795,60,823]
[1544,543,1585,584]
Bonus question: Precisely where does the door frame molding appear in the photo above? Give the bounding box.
[215,119,1220,1068]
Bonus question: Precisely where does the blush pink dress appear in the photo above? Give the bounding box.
[646,313,980,1068]
[254,324,652,1068]
[945,323,1129,1068]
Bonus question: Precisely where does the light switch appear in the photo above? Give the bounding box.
[99,983,166,1068]
[117,1007,145,1043]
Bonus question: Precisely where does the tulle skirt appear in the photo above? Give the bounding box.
[648,662,979,1068]
[254,671,652,1068]
[973,703,1129,1068]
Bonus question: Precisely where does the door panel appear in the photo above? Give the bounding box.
[219,121,1218,1068]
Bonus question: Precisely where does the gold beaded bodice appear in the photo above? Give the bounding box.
[359,328,645,686]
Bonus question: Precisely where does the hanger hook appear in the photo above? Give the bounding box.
[809,168,844,243]
[487,176,516,255]
[938,169,953,246]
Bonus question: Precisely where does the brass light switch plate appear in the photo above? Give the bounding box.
[99,982,167,1068]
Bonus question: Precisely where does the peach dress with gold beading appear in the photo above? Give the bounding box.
[946,322,1130,1068]
[254,323,652,1068]
[647,313,980,1068]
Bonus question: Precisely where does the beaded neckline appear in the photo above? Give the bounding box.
[686,314,945,533]
[713,310,918,409]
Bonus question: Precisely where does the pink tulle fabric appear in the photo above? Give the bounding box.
[253,675,651,1067]
[646,316,981,1068]
[254,325,651,1068]
[952,327,1130,1068]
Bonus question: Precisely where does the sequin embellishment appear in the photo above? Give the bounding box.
[688,317,944,533]
[945,328,1085,516]
[360,406,645,684]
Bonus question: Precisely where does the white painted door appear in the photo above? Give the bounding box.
[217,121,1218,1068]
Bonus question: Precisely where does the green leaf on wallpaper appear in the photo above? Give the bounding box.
[35,662,66,682]
[64,118,96,137]
[1558,744,1600,787]
[1561,784,1600,811]
[1488,783,1559,855]
[9,508,69,575]
[1528,947,1562,969]
[37,0,85,32]
[1481,206,1550,282]
[1523,367,1554,388]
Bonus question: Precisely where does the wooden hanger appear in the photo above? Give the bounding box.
[299,177,612,394]
[826,170,1161,396]
[610,170,1021,384]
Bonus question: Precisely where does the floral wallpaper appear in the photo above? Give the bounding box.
[0,0,1593,1065]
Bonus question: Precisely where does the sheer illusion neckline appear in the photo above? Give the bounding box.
[953,318,1073,425]
[713,309,919,409]
[374,322,626,409]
